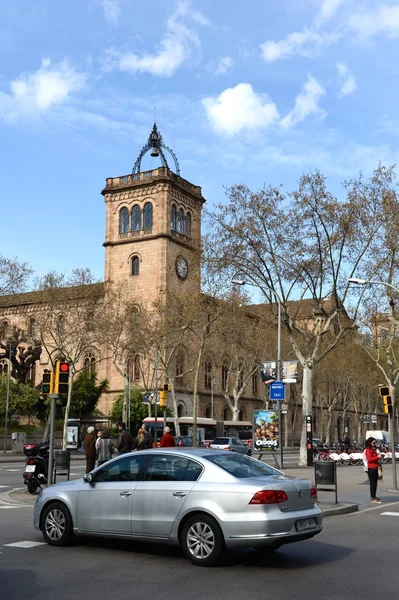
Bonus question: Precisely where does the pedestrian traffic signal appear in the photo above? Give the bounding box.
[383,395,393,415]
[41,371,54,395]
[378,385,393,415]
[55,361,70,395]
[159,390,167,407]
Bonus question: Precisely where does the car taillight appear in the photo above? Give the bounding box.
[27,458,36,465]
[311,486,318,499]
[249,490,288,504]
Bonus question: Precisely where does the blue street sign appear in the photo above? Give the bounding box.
[269,381,285,400]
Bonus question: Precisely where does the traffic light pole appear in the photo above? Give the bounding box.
[47,394,59,486]
[390,413,397,490]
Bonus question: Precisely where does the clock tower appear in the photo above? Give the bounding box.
[102,124,205,304]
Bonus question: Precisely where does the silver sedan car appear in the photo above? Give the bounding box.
[34,449,322,566]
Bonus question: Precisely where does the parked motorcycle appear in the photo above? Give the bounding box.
[23,442,49,494]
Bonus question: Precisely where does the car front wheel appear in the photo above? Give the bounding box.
[181,514,225,566]
[41,502,75,546]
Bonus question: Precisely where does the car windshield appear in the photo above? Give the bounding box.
[211,438,229,445]
[205,453,280,478]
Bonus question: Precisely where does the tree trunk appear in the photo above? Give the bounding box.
[299,363,313,466]
[192,344,204,448]
[326,408,333,447]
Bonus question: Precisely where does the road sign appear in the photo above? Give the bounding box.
[269,381,285,400]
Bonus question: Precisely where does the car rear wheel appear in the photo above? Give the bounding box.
[41,502,75,546]
[181,514,225,567]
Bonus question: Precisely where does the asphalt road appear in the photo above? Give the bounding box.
[1,497,399,600]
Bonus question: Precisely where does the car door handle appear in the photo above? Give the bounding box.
[119,491,133,497]
[172,492,187,497]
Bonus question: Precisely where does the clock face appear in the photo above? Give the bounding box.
[176,256,189,280]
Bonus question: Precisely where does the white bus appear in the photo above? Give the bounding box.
[142,416,252,446]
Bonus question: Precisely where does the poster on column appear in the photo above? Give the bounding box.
[252,409,279,452]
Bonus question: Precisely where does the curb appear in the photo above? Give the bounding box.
[0,487,33,507]
[320,502,358,516]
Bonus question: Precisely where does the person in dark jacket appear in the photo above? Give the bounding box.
[97,430,114,466]
[117,422,133,454]
[365,437,381,504]
[133,428,147,451]
[84,426,96,473]
[160,426,176,447]
[142,424,153,449]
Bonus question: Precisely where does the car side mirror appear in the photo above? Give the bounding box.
[84,473,93,484]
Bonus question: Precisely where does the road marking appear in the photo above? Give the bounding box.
[4,541,46,548]
[352,500,399,514]
[6,469,21,472]
[0,485,9,489]
[0,505,29,509]
[381,511,399,516]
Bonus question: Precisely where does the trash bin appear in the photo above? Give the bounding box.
[53,450,71,483]
[314,460,338,503]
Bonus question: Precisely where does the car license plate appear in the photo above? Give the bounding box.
[295,518,316,532]
[25,465,36,473]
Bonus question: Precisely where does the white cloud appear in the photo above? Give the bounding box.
[336,62,356,97]
[314,0,345,27]
[260,0,343,62]
[103,0,121,26]
[106,1,209,76]
[260,29,339,62]
[281,75,326,128]
[0,58,86,123]
[207,56,233,75]
[202,83,279,135]
[348,4,399,38]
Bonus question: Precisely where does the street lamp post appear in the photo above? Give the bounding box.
[3,341,14,455]
[232,278,283,469]
[348,277,398,490]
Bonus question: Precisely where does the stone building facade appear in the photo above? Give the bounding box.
[0,127,266,421]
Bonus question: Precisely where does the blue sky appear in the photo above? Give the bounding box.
[2,0,399,282]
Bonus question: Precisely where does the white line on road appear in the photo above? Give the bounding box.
[352,501,399,514]
[4,541,46,548]
[0,505,29,509]
[381,511,399,516]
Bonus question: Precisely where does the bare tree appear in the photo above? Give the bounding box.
[208,166,395,464]
[0,254,32,296]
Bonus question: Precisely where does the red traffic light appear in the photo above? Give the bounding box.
[59,362,69,373]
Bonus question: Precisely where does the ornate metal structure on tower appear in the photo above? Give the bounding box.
[132,123,180,176]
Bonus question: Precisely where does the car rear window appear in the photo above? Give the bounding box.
[211,438,229,445]
[205,453,280,478]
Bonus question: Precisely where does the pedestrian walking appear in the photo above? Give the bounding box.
[133,428,147,451]
[97,430,114,466]
[142,424,153,449]
[117,422,133,454]
[84,426,96,473]
[160,426,176,447]
[364,436,382,504]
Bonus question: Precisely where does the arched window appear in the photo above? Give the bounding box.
[132,205,141,231]
[177,404,185,418]
[83,353,96,375]
[131,256,140,276]
[134,355,140,382]
[57,315,65,336]
[28,362,36,386]
[205,405,212,419]
[0,360,8,375]
[223,406,231,420]
[176,350,184,379]
[239,407,247,421]
[143,202,153,230]
[222,363,229,390]
[178,208,184,234]
[252,369,258,394]
[28,318,37,338]
[186,212,192,236]
[119,207,129,234]
[0,320,9,339]
[171,204,177,231]
[204,360,212,388]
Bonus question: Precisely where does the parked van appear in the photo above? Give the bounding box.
[365,430,388,445]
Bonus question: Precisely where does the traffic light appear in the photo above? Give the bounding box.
[379,385,393,415]
[163,383,171,392]
[55,361,70,395]
[41,371,54,395]
[159,390,167,408]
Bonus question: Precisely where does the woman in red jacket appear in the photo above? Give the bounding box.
[365,437,381,504]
